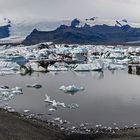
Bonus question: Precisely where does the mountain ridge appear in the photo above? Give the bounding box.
[22,18,140,45]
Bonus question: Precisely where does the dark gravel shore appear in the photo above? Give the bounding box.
[0,108,140,140]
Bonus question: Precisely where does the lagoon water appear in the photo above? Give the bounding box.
[1,69,140,128]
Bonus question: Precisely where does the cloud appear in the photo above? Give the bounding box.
[0,0,139,22]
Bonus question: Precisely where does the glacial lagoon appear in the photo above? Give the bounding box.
[1,69,140,129]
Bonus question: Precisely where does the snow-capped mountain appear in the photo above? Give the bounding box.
[7,17,140,38]
[23,18,140,45]
[1,17,140,45]
[0,17,11,27]
[70,17,140,28]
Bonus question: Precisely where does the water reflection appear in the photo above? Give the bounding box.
[128,65,140,76]
[90,71,104,79]
[4,70,140,128]
[74,71,104,79]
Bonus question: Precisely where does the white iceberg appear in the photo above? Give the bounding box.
[74,60,103,71]
[59,85,84,93]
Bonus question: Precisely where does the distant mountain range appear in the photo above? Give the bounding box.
[23,18,140,45]
[1,17,140,45]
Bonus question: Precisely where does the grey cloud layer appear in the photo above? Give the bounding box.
[0,0,139,21]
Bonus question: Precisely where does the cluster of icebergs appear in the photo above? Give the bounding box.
[0,43,140,75]
[0,86,23,101]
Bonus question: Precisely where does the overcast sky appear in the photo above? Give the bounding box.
[0,0,140,22]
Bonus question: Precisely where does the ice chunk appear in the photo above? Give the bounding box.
[0,86,23,101]
[44,94,53,104]
[44,94,72,109]
[24,110,30,113]
[26,83,42,89]
[59,85,84,93]
[67,103,79,109]
[48,108,56,112]
[74,60,103,71]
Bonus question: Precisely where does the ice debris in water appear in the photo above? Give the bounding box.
[26,83,42,89]
[4,106,15,112]
[44,94,66,109]
[0,86,23,101]
[44,94,79,110]
[24,110,30,113]
[48,108,56,112]
[67,103,79,109]
[59,85,84,93]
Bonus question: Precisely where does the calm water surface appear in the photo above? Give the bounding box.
[1,69,140,128]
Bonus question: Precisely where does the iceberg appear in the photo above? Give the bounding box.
[74,60,103,71]
[59,85,84,93]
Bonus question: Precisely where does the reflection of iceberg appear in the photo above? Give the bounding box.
[90,71,104,80]
[73,71,89,77]
[74,60,103,71]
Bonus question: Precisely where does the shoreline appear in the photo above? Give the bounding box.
[0,108,140,140]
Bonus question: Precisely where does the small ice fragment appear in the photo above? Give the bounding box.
[49,108,56,112]
[24,110,30,113]
[108,127,112,130]
[32,83,42,89]
[57,102,66,108]
[0,85,9,89]
[8,108,15,112]
[26,83,42,89]
[44,94,53,104]
[52,100,57,108]
[54,117,61,121]
[113,123,117,125]
[115,127,119,130]
[71,126,76,130]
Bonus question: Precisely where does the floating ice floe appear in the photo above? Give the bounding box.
[67,103,79,109]
[59,85,84,93]
[49,108,56,112]
[44,94,66,109]
[0,86,23,101]
[4,106,15,112]
[44,94,79,110]
[24,110,30,113]
[26,83,42,89]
